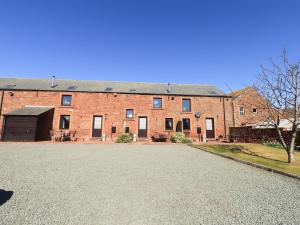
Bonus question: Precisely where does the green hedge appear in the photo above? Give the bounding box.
[116,134,133,143]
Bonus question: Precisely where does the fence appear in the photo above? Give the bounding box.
[229,127,300,146]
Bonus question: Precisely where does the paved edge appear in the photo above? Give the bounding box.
[189,144,300,180]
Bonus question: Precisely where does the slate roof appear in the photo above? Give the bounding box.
[4,106,54,116]
[0,77,226,96]
[229,87,251,98]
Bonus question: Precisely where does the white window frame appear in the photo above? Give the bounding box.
[240,107,245,116]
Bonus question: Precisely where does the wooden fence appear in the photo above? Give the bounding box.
[229,127,300,145]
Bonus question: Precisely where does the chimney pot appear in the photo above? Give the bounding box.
[51,75,56,88]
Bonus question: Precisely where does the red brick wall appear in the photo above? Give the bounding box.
[0,90,234,141]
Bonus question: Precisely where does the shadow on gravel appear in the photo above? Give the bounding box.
[0,189,13,206]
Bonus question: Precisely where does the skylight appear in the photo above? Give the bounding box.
[208,90,217,95]
[67,85,78,90]
[4,84,16,88]
[105,87,113,91]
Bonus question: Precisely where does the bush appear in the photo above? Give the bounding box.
[171,132,192,144]
[181,138,192,144]
[116,134,133,143]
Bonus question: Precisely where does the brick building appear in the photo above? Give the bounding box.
[0,78,234,142]
[230,87,269,127]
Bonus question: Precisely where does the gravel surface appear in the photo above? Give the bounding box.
[0,143,299,225]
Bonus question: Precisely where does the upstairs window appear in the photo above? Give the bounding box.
[61,95,72,106]
[153,98,162,108]
[126,109,134,119]
[182,118,191,130]
[253,108,257,116]
[60,115,70,129]
[240,107,245,116]
[182,99,191,112]
[165,118,173,131]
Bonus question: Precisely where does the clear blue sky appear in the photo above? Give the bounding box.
[0,0,299,92]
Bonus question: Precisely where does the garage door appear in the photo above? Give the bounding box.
[3,116,38,142]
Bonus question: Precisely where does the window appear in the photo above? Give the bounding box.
[153,98,162,108]
[60,115,70,129]
[61,95,72,106]
[253,108,257,116]
[182,99,191,112]
[240,107,245,116]
[126,109,134,119]
[182,118,190,130]
[165,118,173,131]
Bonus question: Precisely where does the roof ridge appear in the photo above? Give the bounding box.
[0,77,218,87]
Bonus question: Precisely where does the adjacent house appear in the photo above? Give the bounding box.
[0,78,234,142]
[230,87,269,127]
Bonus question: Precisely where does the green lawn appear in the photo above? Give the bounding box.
[192,143,300,177]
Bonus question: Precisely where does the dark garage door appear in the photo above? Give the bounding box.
[3,116,38,142]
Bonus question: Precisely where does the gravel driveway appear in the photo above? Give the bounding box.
[0,143,299,225]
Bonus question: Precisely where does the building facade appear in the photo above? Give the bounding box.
[230,87,269,127]
[0,78,234,142]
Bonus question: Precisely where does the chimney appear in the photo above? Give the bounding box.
[51,75,56,88]
[167,82,171,93]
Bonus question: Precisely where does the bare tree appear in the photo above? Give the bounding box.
[254,50,300,163]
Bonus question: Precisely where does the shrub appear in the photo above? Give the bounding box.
[181,138,192,144]
[116,133,133,143]
[171,132,192,144]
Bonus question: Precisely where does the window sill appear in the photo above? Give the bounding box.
[181,112,192,114]
[165,130,173,132]
[125,118,135,121]
[59,106,73,108]
[152,108,163,110]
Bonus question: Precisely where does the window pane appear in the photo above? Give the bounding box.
[62,95,72,106]
[153,98,162,108]
[182,99,191,112]
[205,119,213,130]
[60,115,70,129]
[139,118,147,129]
[253,108,257,115]
[182,118,190,130]
[93,116,102,129]
[126,109,134,118]
[165,118,173,130]
[240,107,245,115]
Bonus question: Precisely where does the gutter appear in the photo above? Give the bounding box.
[0,88,228,98]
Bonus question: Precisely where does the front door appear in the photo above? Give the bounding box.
[92,116,102,137]
[205,118,215,139]
[138,117,147,138]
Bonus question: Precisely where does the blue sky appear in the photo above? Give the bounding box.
[0,0,299,92]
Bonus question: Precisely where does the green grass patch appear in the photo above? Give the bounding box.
[192,143,300,177]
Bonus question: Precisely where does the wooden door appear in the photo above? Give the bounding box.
[138,117,147,138]
[3,116,38,141]
[92,116,102,137]
[205,118,215,139]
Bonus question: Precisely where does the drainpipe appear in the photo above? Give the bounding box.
[231,98,236,127]
[0,90,4,141]
[222,97,227,139]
